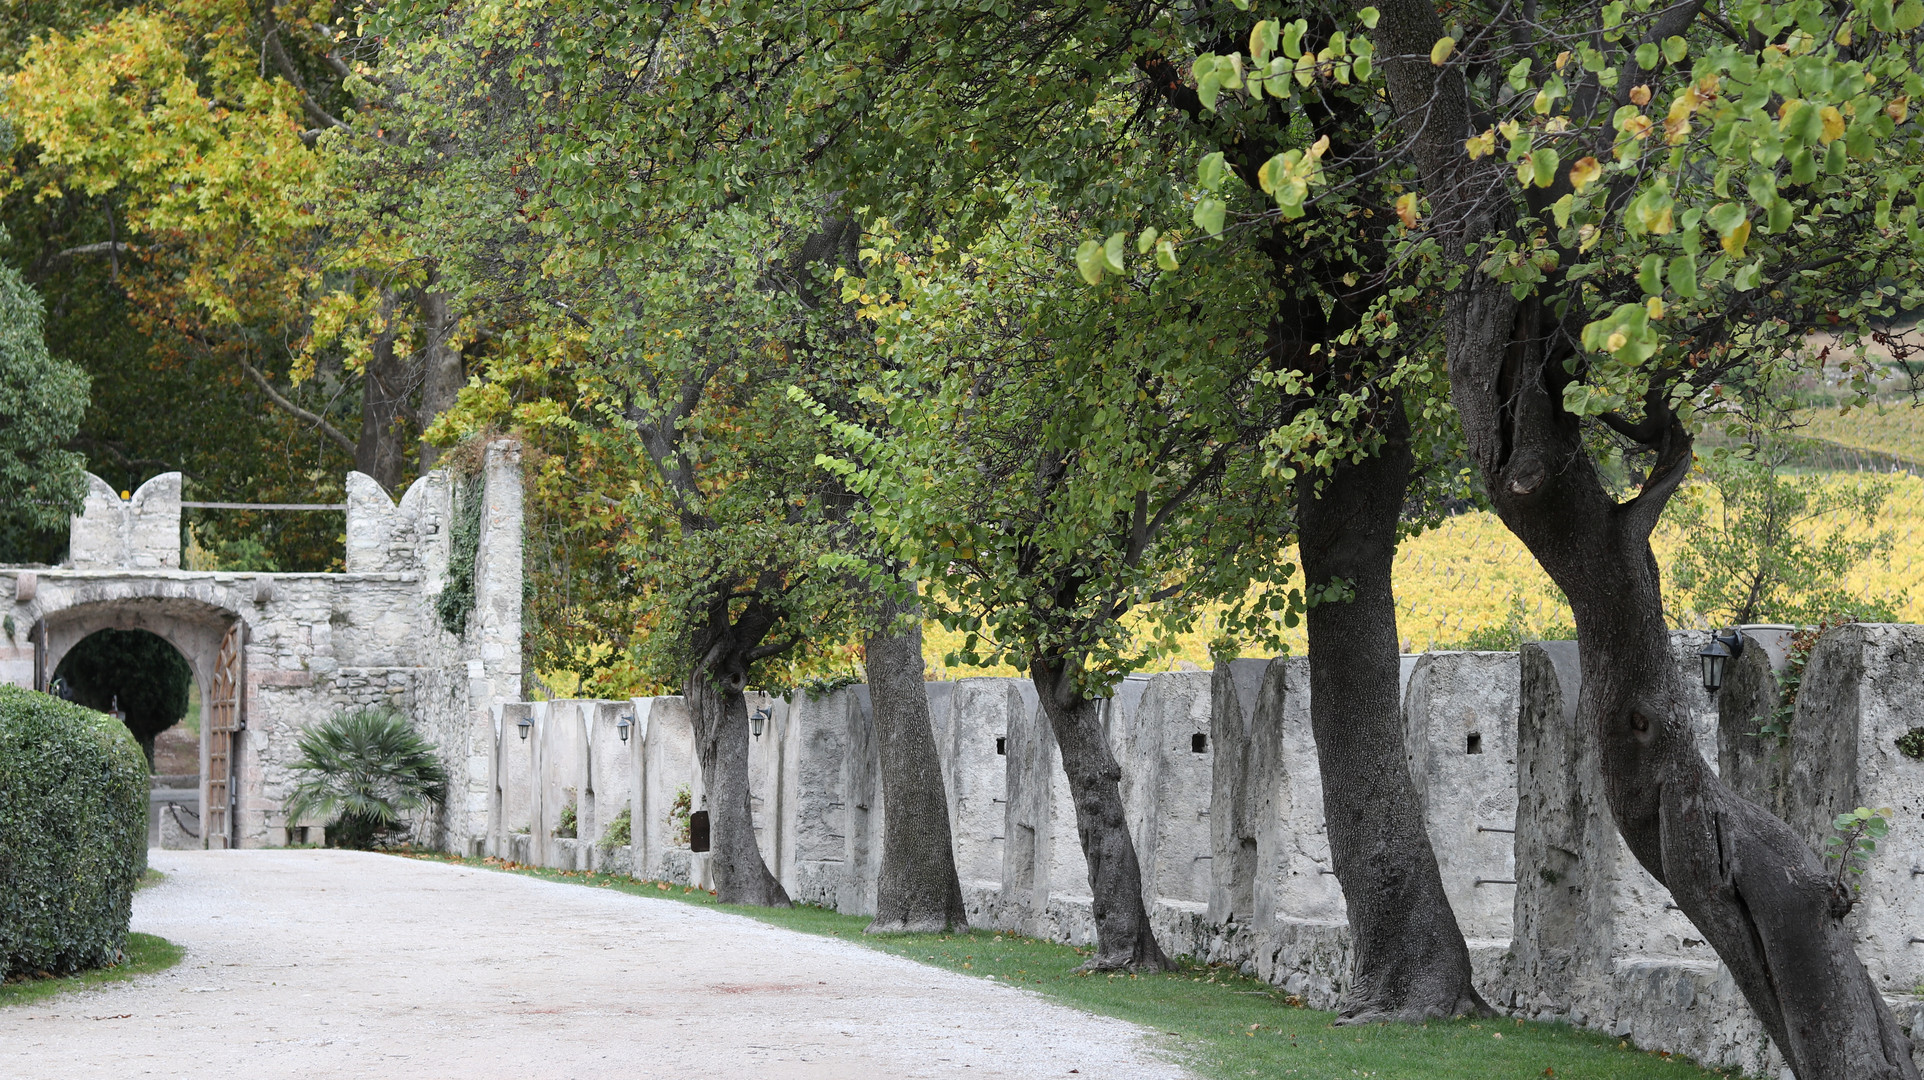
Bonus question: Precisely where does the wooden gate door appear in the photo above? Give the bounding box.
[205,623,242,848]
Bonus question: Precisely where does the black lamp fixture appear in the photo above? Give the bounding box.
[750,705,771,738]
[1698,629,1746,694]
[617,714,633,742]
[517,715,534,741]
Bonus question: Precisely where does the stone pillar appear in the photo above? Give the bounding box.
[936,678,1021,899]
[1785,623,1924,1001]
[1115,671,1213,912]
[459,442,523,850]
[1208,656,1290,928]
[1716,627,1793,821]
[1402,650,1521,945]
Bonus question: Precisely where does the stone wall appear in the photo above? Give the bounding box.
[0,442,525,856]
[490,626,1924,1077]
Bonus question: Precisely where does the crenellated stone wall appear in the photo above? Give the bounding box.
[490,625,1924,1078]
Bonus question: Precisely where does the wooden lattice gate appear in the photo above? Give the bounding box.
[205,622,242,848]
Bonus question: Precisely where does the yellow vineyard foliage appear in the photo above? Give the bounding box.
[924,470,1924,679]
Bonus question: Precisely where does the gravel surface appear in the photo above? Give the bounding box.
[1,849,1194,1080]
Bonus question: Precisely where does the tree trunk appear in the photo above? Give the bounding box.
[1297,400,1486,1022]
[416,288,463,476]
[356,289,411,492]
[863,584,968,933]
[1364,2,1918,1068]
[684,646,789,907]
[1029,654,1172,971]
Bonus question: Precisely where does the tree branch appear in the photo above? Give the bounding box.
[237,358,357,456]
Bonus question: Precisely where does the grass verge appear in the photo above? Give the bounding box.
[399,851,1744,1080]
[0,933,184,1009]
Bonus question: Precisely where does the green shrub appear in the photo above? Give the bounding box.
[597,806,632,852]
[283,707,449,851]
[0,686,147,979]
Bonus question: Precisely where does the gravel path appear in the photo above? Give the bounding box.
[1,850,1193,1080]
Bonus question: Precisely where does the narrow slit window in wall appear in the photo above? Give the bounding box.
[1466,732,1483,755]
[1191,732,1208,754]
[995,736,1006,755]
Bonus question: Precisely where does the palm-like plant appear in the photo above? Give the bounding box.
[283,708,449,850]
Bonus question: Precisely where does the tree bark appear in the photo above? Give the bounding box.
[1297,400,1486,1022]
[416,287,463,476]
[863,583,968,933]
[1366,1,1919,1070]
[356,289,412,492]
[684,642,790,907]
[1029,654,1172,971]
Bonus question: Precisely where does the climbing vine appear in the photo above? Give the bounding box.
[436,474,483,637]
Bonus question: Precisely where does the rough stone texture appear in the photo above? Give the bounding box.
[1785,624,1924,1006]
[69,471,181,571]
[1402,651,1519,945]
[1718,628,1793,821]
[1,445,523,856]
[0,850,1195,1080]
[1116,671,1213,912]
[930,679,1012,897]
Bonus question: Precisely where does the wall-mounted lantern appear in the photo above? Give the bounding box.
[750,706,771,738]
[1698,629,1746,694]
[517,715,534,741]
[617,714,633,742]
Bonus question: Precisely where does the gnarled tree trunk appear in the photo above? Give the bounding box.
[1030,654,1172,971]
[416,287,463,476]
[356,289,412,491]
[863,584,968,933]
[1297,400,1485,1022]
[1367,1,1918,1070]
[685,641,789,907]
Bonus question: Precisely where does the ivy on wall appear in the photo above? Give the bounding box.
[436,473,483,637]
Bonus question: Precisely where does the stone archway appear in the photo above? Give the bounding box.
[38,595,245,848]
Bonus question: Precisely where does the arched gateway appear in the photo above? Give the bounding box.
[0,441,524,853]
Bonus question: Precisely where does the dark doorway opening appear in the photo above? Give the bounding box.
[52,628,194,768]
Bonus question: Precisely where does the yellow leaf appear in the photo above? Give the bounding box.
[1629,84,1652,106]
[1568,156,1602,191]
[1465,128,1497,159]
[1430,37,1455,65]
[1395,192,1421,228]
[1721,220,1751,257]
[1819,106,1845,143]
[1646,296,1665,319]
[1886,96,1909,124]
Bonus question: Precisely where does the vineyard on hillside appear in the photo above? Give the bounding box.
[924,461,1924,678]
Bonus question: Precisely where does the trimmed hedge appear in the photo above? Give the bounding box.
[0,685,148,979]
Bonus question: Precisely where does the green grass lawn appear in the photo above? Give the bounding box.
[0,933,183,1010]
[399,852,1744,1080]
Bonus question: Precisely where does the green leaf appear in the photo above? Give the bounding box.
[1137,227,1159,255]
[1281,19,1306,59]
[1101,231,1127,275]
[1358,6,1380,28]
[1075,240,1106,285]
[1532,148,1560,188]
[1635,41,1659,68]
[1193,197,1227,238]
[1638,253,1664,295]
[1661,35,1687,63]
[1507,58,1533,92]
[1197,152,1227,192]
[1669,253,1699,298]
[1155,238,1180,271]
[1733,259,1763,291]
